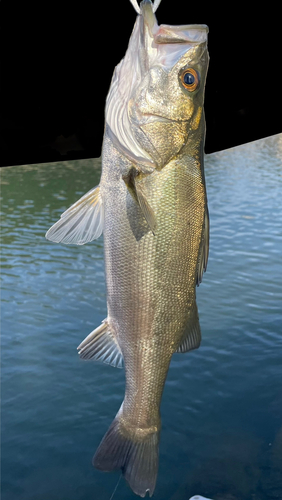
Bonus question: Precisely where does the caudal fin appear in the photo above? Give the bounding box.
[93,413,159,497]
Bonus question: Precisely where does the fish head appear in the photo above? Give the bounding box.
[106,0,209,168]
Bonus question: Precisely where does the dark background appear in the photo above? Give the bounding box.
[2,1,282,167]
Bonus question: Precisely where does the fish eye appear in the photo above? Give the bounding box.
[180,68,199,92]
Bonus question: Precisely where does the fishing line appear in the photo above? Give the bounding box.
[129,0,162,14]
[109,473,122,500]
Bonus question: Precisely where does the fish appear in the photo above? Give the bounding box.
[45,0,209,496]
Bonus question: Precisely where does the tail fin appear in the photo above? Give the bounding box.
[93,412,159,497]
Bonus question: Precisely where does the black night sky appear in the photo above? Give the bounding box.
[2,1,281,166]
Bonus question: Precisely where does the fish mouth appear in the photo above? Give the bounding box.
[139,113,188,126]
[154,23,209,45]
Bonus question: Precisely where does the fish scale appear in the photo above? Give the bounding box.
[46,0,209,496]
[102,130,205,441]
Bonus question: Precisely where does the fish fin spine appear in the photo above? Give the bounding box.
[45,184,104,245]
[93,409,159,497]
[77,319,123,368]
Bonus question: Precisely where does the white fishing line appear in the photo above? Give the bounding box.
[129,0,162,14]
[152,0,162,12]
[109,473,122,500]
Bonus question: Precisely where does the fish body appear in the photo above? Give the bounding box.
[46,0,209,496]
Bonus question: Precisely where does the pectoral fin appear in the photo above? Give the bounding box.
[134,179,157,235]
[123,169,157,235]
[45,185,104,245]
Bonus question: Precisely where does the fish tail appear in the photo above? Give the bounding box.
[93,409,159,497]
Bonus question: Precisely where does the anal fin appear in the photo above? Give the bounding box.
[77,320,123,368]
[176,302,201,353]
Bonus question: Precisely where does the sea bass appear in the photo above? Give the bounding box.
[46,0,209,496]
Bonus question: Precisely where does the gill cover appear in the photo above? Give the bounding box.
[106,0,208,168]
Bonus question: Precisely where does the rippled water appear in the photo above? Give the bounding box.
[1,135,282,500]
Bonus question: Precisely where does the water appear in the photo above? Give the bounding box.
[1,134,282,500]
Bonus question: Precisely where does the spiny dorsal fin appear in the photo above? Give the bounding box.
[45,185,104,245]
[77,320,123,368]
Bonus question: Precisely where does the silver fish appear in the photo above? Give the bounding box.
[46,0,209,496]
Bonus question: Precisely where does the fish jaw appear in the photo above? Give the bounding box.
[106,0,208,169]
